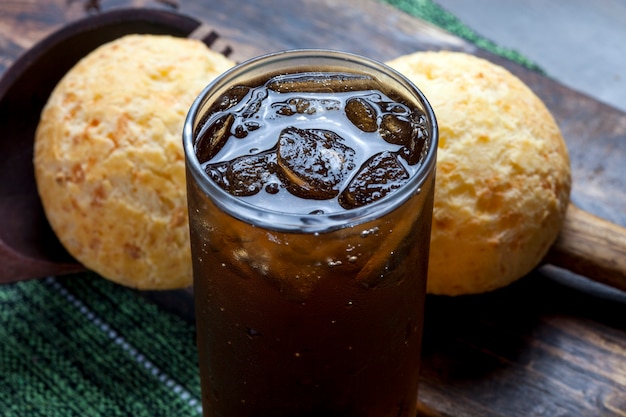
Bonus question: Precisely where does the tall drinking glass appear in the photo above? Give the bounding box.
[183,49,438,417]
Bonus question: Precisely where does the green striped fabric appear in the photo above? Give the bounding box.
[1,275,201,416]
[0,2,540,416]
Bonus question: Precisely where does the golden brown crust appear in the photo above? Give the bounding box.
[387,51,571,295]
[34,34,235,289]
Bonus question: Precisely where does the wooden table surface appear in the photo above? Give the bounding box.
[1,1,625,416]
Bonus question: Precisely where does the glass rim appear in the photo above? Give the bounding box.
[183,48,438,233]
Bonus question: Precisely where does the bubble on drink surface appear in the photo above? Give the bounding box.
[266,72,381,93]
[246,327,262,339]
[195,113,235,164]
[277,126,356,200]
[339,151,410,209]
[345,97,378,132]
[360,227,380,238]
[264,182,281,194]
[271,97,341,116]
[327,259,343,267]
[206,150,278,197]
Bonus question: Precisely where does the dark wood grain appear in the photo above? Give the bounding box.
[548,204,626,293]
[1,1,625,416]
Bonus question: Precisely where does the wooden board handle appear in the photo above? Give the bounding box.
[546,203,626,292]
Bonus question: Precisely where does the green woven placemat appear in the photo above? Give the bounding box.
[0,2,539,416]
[1,275,201,417]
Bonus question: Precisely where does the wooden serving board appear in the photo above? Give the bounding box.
[1,1,625,416]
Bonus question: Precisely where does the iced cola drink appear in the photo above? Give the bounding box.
[183,50,438,417]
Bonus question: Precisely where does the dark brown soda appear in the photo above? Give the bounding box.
[194,71,430,214]
[189,69,434,417]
